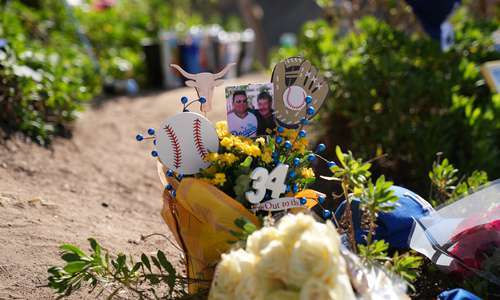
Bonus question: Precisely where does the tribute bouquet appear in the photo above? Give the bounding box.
[136,57,410,297]
[142,58,332,292]
[46,57,417,299]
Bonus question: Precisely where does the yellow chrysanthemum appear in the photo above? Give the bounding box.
[282,129,298,140]
[216,121,230,138]
[300,167,315,179]
[245,145,261,157]
[206,152,219,162]
[261,150,273,164]
[222,153,239,165]
[293,138,309,154]
[220,137,234,149]
[212,173,227,186]
[205,165,218,175]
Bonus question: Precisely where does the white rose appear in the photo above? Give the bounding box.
[266,289,301,300]
[300,278,354,300]
[246,226,281,256]
[235,275,263,300]
[316,221,342,250]
[287,230,336,286]
[209,249,257,300]
[255,240,289,282]
[277,213,315,248]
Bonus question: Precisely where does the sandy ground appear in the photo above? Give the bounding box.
[0,73,268,299]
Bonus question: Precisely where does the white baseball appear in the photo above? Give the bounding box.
[155,112,219,175]
[283,85,306,111]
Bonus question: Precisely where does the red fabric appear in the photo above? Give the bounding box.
[449,205,500,277]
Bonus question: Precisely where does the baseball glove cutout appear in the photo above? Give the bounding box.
[273,58,329,128]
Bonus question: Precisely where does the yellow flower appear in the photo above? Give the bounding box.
[300,167,315,179]
[293,138,309,154]
[205,165,218,175]
[261,149,273,164]
[215,121,230,138]
[206,152,219,162]
[212,173,227,186]
[220,137,234,149]
[246,145,261,157]
[255,137,265,146]
[222,153,238,165]
[233,138,246,152]
[282,128,298,140]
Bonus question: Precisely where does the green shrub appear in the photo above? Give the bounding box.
[275,10,500,194]
[1,0,100,144]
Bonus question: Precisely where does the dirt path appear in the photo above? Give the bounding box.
[0,73,268,299]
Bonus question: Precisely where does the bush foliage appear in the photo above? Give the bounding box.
[275,10,500,194]
[1,0,100,144]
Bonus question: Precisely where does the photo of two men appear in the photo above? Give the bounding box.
[226,83,276,137]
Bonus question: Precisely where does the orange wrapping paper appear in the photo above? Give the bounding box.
[157,162,260,292]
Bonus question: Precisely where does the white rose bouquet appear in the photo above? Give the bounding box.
[209,213,356,300]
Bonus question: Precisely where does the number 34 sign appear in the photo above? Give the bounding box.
[245,164,289,204]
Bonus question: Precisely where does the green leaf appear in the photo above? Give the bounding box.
[88,238,101,257]
[151,256,162,271]
[157,251,175,275]
[335,146,346,167]
[243,222,257,233]
[141,254,151,271]
[63,261,88,274]
[234,217,247,228]
[61,253,81,262]
[145,274,161,285]
[391,252,423,282]
[60,244,87,258]
[240,156,253,168]
[116,254,126,269]
[131,262,142,274]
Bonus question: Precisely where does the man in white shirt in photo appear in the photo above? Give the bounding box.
[227,90,258,137]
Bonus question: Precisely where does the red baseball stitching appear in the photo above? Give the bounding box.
[193,118,208,159]
[164,124,182,169]
[285,87,306,110]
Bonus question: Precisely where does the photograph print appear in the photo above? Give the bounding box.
[225,83,275,138]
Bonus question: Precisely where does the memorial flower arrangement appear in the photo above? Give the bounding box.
[48,57,500,299]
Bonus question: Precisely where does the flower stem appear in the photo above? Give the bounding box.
[341,179,357,253]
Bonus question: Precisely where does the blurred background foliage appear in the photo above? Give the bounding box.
[1,0,101,144]
[274,2,500,195]
[0,0,236,144]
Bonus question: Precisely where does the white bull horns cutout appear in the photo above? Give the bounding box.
[272,57,329,128]
[170,63,236,113]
